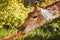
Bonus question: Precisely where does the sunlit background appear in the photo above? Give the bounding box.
[0,0,60,40]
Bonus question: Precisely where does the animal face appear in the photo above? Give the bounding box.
[19,9,46,34]
[18,1,60,36]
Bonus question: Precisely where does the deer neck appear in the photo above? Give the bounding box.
[49,5,59,16]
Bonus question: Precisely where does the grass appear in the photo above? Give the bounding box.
[0,17,60,40]
[0,27,17,38]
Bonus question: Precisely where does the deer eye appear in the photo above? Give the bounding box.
[33,16,37,18]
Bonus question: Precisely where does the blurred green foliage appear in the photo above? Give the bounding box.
[0,0,29,28]
[24,17,60,40]
[0,0,60,40]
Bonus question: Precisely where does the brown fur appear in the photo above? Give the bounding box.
[46,1,60,18]
[1,1,60,40]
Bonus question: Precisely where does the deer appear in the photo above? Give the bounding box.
[0,1,60,40]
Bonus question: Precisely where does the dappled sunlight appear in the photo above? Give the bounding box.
[0,0,60,40]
